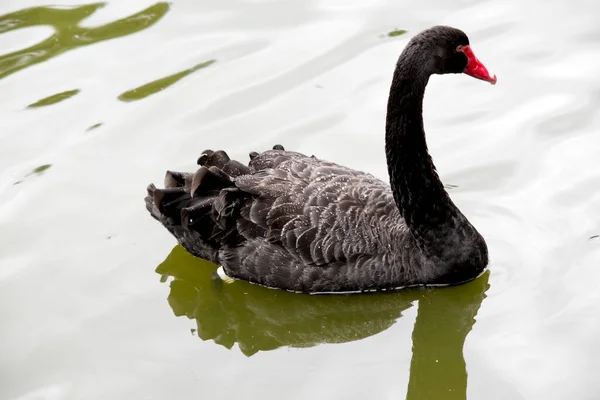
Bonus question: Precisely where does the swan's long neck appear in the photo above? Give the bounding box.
[385,55,460,251]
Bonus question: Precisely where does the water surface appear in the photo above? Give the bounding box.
[1,0,600,399]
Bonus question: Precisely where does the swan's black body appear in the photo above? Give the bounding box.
[145,26,489,293]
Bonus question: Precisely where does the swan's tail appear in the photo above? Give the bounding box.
[145,146,285,262]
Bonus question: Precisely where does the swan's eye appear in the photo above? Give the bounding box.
[456,45,464,52]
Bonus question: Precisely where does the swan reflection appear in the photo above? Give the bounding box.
[157,245,489,398]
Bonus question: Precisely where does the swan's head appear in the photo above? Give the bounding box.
[411,25,497,85]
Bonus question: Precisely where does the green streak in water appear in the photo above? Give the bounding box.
[86,122,103,132]
[0,2,170,81]
[388,29,408,37]
[156,245,489,398]
[32,164,51,174]
[27,89,80,108]
[14,164,52,184]
[118,60,216,102]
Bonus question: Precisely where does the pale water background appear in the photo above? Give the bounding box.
[1,0,600,399]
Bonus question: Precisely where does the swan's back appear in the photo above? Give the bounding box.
[146,147,419,293]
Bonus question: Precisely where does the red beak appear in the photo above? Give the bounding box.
[461,45,497,85]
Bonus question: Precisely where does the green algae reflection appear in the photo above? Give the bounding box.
[157,244,489,398]
[0,2,170,81]
[31,164,52,174]
[14,164,52,184]
[27,89,80,108]
[86,122,103,132]
[118,60,216,102]
[388,29,408,37]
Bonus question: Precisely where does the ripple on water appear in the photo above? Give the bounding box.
[534,93,600,138]
[445,160,518,193]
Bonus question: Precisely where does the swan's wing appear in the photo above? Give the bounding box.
[146,148,406,292]
[234,152,402,266]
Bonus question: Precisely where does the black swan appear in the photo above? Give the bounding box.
[145,25,496,294]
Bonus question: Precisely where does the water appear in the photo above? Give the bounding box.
[1,0,599,399]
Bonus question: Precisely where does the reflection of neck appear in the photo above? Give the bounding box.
[405,276,489,399]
